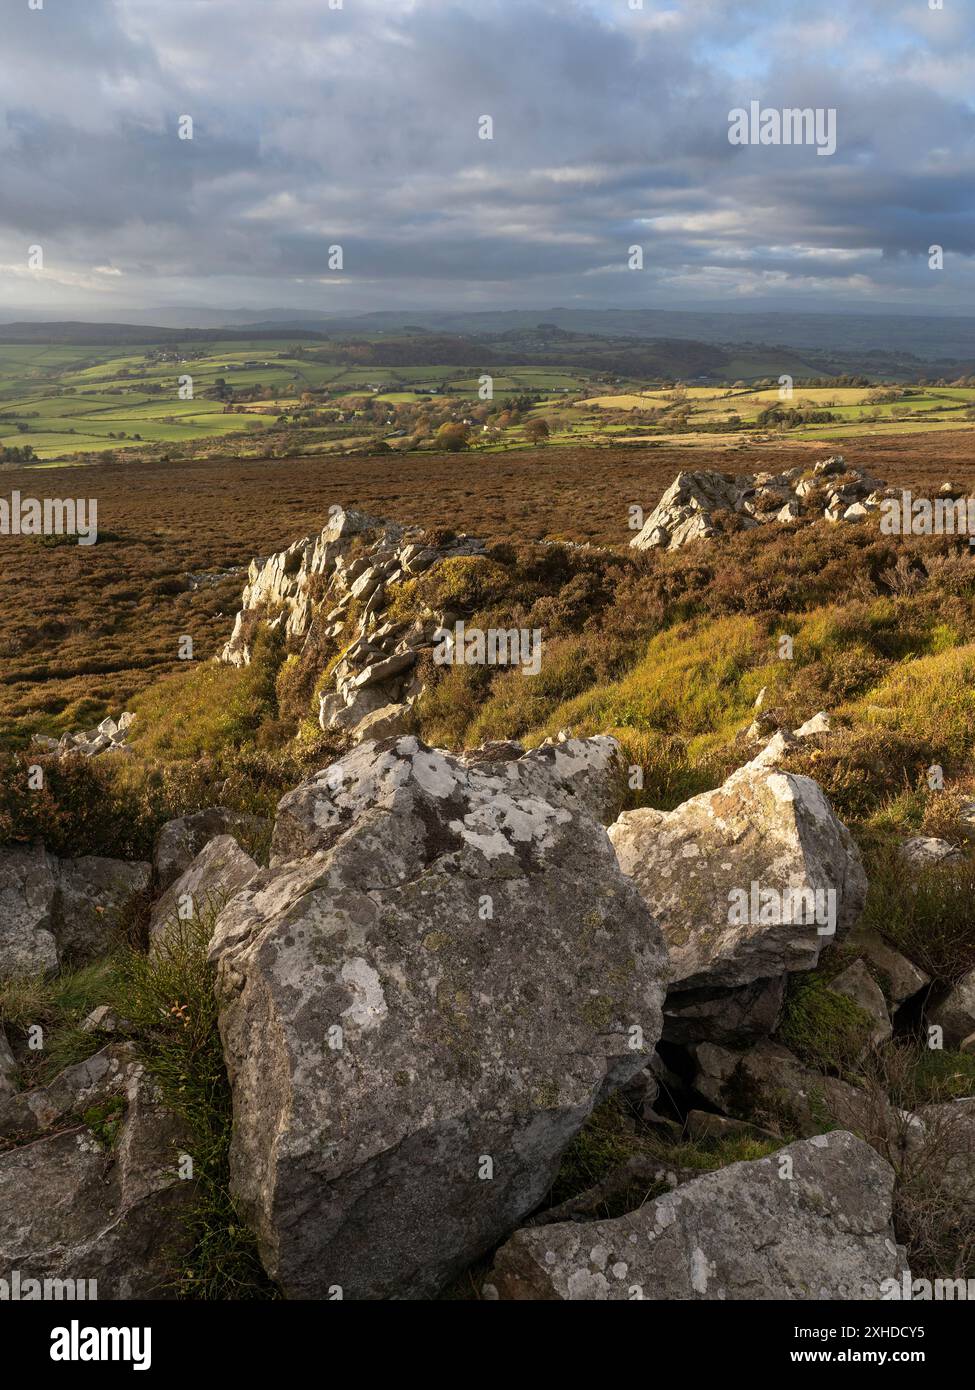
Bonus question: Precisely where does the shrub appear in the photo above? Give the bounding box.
[859,848,975,985]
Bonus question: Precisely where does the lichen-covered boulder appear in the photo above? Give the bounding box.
[55,856,151,965]
[485,1131,907,1300]
[0,1066,194,1300]
[608,766,866,989]
[210,735,668,1299]
[0,844,59,976]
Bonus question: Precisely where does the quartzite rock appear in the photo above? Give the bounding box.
[608,766,866,990]
[210,735,668,1299]
[486,1131,907,1300]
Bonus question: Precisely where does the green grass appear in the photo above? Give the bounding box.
[778,972,880,1075]
[109,914,275,1299]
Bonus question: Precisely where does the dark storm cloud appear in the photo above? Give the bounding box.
[0,0,972,312]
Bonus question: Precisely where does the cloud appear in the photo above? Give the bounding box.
[0,0,971,314]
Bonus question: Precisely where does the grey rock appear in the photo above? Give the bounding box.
[0,1043,138,1143]
[827,960,892,1048]
[351,649,417,689]
[663,976,785,1046]
[149,835,257,944]
[54,856,151,966]
[608,766,866,990]
[847,928,930,1007]
[0,1067,195,1299]
[691,1039,872,1139]
[210,735,668,1299]
[901,836,962,868]
[928,969,975,1049]
[795,711,832,738]
[0,844,59,977]
[350,701,413,745]
[80,1005,119,1034]
[684,1110,779,1144]
[153,807,267,890]
[486,1131,907,1300]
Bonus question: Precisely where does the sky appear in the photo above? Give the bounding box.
[0,0,972,320]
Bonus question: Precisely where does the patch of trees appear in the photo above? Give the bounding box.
[756,406,836,428]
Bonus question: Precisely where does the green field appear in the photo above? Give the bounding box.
[0,337,972,463]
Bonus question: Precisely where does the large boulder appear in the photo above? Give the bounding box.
[54,856,151,965]
[485,1131,907,1300]
[608,766,866,990]
[928,969,975,1049]
[0,844,59,976]
[153,808,267,890]
[0,1067,195,1299]
[148,835,258,944]
[210,735,668,1299]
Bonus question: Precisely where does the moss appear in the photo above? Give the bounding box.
[778,972,878,1075]
[82,1095,126,1150]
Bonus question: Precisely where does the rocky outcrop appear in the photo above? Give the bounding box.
[630,456,889,552]
[0,846,150,976]
[0,1065,194,1300]
[31,712,136,760]
[209,734,668,1300]
[608,765,866,991]
[485,1131,907,1300]
[219,507,485,744]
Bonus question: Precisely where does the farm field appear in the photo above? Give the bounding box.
[3,337,973,465]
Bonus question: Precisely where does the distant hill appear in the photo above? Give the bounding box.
[0,321,324,346]
[238,308,975,367]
